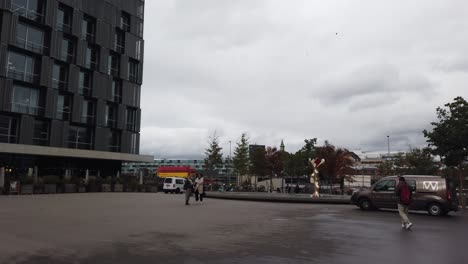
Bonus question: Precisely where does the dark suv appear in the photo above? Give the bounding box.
[351,175,459,216]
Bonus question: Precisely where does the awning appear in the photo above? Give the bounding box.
[0,143,153,163]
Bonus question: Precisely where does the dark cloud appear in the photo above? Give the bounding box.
[139,0,468,158]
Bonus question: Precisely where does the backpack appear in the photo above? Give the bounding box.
[400,184,411,205]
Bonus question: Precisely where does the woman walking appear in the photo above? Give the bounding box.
[194,174,205,205]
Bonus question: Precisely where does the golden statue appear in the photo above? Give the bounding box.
[310,158,325,197]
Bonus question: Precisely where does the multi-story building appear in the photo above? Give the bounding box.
[123,159,235,181]
[0,0,151,184]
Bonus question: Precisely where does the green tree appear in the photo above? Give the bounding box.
[403,147,438,175]
[204,133,223,178]
[315,141,355,193]
[233,133,251,183]
[423,96,468,209]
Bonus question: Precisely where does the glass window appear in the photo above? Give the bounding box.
[81,15,96,42]
[130,133,138,154]
[120,12,131,32]
[81,100,95,124]
[32,120,49,146]
[105,104,117,128]
[57,4,72,33]
[135,40,142,60]
[7,51,37,83]
[79,70,92,96]
[137,22,143,38]
[111,79,122,103]
[128,60,138,83]
[114,31,125,53]
[85,45,99,70]
[56,94,71,121]
[126,108,137,131]
[12,84,41,115]
[108,53,120,76]
[68,126,93,150]
[16,23,45,53]
[374,180,396,192]
[109,131,120,152]
[137,1,144,19]
[52,63,68,90]
[0,115,18,143]
[11,0,44,22]
[60,37,74,63]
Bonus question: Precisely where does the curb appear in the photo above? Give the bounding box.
[205,192,352,205]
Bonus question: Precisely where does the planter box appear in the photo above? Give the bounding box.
[149,186,158,193]
[113,184,123,192]
[102,184,112,192]
[78,186,86,193]
[44,184,57,194]
[64,184,76,193]
[87,185,100,192]
[21,184,34,194]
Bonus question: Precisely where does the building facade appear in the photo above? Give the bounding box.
[0,0,151,184]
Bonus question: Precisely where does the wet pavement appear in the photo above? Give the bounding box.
[0,193,466,264]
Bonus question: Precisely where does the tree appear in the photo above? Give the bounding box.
[233,133,250,183]
[403,147,438,175]
[315,141,355,194]
[265,146,284,192]
[250,146,267,187]
[204,133,223,178]
[293,138,318,180]
[423,96,468,209]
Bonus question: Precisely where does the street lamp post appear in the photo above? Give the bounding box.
[387,135,390,157]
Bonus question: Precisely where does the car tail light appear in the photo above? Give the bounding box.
[447,191,451,201]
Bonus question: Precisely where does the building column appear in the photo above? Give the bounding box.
[33,166,38,184]
[85,169,89,184]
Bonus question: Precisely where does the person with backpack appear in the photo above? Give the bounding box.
[183,178,194,205]
[396,176,413,230]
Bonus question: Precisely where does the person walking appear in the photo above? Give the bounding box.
[194,174,205,205]
[183,178,194,205]
[396,176,413,230]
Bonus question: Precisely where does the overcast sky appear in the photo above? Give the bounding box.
[139,0,468,159]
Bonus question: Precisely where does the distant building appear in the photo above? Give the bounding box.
[122,158,235,182]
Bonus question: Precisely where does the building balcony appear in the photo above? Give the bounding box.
[15,37,46,54]
[7,68,39,84]
[11,103,44,116]
[10,3,44,23]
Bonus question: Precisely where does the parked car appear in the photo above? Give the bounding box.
[351,175,459,216]
[162,177,186,194]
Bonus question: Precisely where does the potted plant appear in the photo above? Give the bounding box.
[43,175,60,194]
[20,175,34,195]
[87,177,99,192]
[124,178,138,192]
[102,177,112,192]
[113,178,123,192]
[74,177,86,193]
[63,177,77,193]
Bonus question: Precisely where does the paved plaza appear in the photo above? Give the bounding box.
[0,193,466,264]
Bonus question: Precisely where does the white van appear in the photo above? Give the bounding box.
[163,177,186,194]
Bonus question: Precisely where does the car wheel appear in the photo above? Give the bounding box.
[427,203,443,216]
[164,191,168,194]
[176,188,180,194]
[358,198,373,211]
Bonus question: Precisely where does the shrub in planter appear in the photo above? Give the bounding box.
[113,178,123,192]
[34,178,44,194]
[102,177,112,192]
[72,177,86,193]
[43,175,60,194]
[62,177,77,193]
[86,178,99,192]
[20,176,34,195]
[125,180,138,192]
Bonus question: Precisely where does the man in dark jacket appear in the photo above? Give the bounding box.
[183,179,193,205]
[396,176,413,230]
